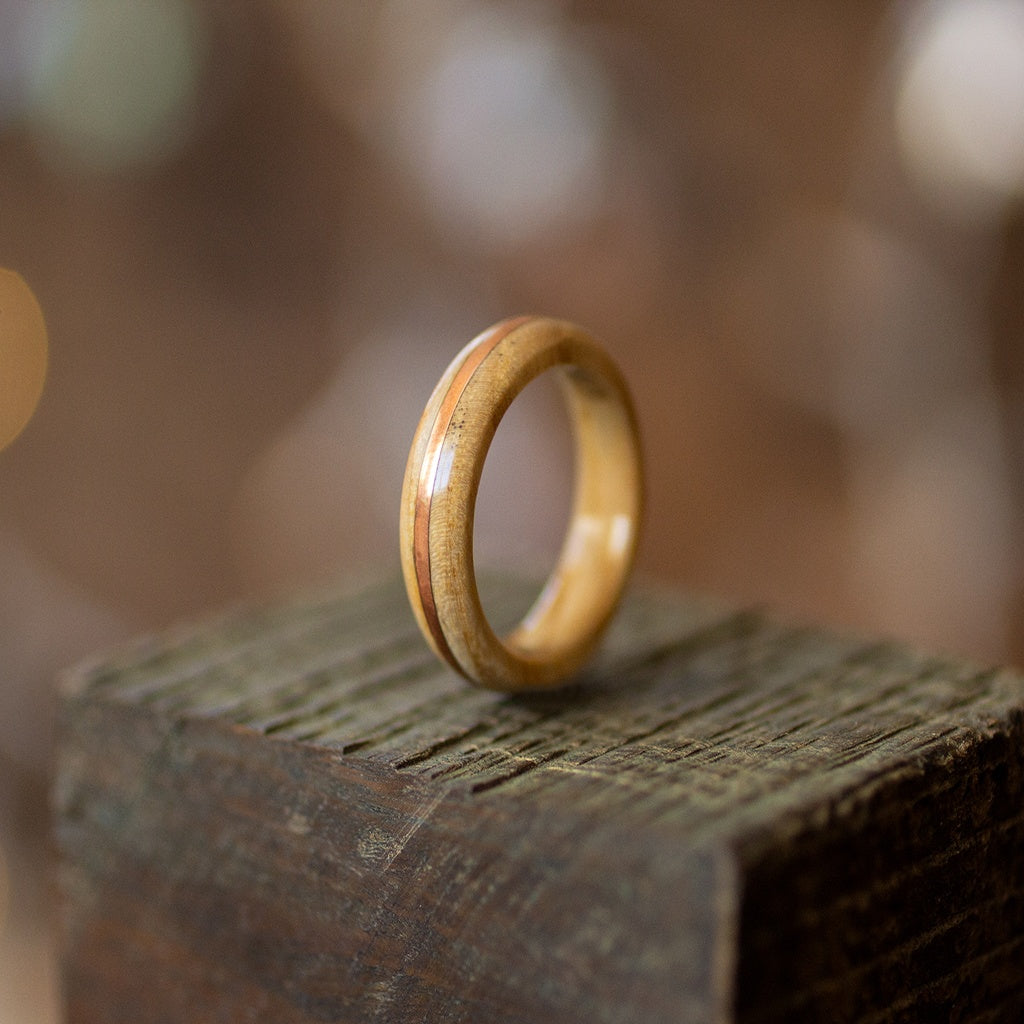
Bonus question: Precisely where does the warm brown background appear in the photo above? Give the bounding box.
[2,1,1023,1018]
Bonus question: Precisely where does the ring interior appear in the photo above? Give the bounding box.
[499,360,641,667]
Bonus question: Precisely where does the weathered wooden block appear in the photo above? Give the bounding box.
[55,576,1024,1022]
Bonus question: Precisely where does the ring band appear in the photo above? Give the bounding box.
[400,316,643,692]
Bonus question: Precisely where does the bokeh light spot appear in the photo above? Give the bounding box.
[408,5,614,245]
[25,0,205,172]
[0,270,48,453]
[896,0,1024,220]
[0,2,36,129]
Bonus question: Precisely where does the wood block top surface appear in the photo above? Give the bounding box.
[64,575,1022,845]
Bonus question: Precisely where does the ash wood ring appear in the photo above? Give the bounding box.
[400,316,643,691]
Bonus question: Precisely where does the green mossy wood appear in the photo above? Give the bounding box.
[55,577,1024,1022]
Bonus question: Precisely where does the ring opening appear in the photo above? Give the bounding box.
[473,369,573,634]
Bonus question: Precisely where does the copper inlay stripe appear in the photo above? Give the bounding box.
[413,316,534,672]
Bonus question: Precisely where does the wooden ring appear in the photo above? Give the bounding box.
[400,316,644,691]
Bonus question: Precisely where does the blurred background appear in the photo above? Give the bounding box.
[2,0,1024,1018]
